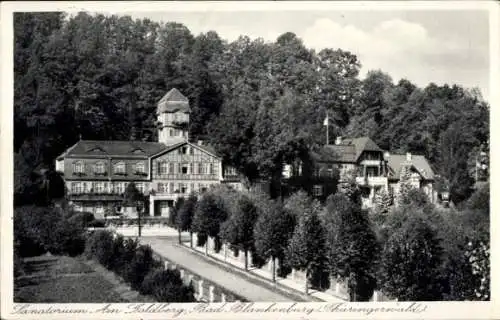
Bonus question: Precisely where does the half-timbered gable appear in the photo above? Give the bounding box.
[151,142,222,196]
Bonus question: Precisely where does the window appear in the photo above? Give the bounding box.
[179,146,188,155]
[190,183,195,193]
[190,147,194,155]
[114,162,126,174]
[158,183,166,193]
[169,183,174,194]
[198,163,205,174]
[225,167,237,176]
[169,163,175,174]
[208,163,214,175]
[158,162,168,175]
[180,183,187,194]
[169,129,174,137]
[366,167,379,177]
[313,185,323,197]
[135,162,145,174]
[136,183,144,194]
[190,163,194,174]
[71,182,83,194]
[93,182,106,193]
[181,164,188,174]
[94,162,105,174]
[114,182,125,194]
[327,165,334,177]
[73,161,85,174]
[314,167,321,177]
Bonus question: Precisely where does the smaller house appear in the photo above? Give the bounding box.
[386,152,436,204]
[281,136,436,208]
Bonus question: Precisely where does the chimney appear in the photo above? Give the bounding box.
[406,152,412,162]
[335,136,343,145]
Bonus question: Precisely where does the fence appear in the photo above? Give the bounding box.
[187,232,395,302]
[151,252,247,303]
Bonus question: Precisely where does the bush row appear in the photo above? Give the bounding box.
[14,205,87,257]
[84,230,195,302]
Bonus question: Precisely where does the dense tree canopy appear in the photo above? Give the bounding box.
[14,11,489,207]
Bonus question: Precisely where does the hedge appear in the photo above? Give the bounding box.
[84,230,194,302]
[140,269,196,302]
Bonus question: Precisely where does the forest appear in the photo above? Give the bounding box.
[14,12,489,205]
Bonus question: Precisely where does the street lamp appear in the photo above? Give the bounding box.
[136,200,144,237]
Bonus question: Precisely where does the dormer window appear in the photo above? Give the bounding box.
[114,162,126,175]
[94,162,106,175]
[73,161,85,175]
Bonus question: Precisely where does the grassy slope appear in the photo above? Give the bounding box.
[15,255,125,303]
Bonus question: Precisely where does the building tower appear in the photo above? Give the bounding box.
[157,88,191,146]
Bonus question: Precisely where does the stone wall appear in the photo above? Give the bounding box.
[151,252,246,303]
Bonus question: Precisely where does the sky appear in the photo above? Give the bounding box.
[102,9,490,101]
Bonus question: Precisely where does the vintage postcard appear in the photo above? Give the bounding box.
[1,1,498,319]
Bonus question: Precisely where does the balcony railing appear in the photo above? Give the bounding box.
[356,176,388,186]
[360,160,384,166]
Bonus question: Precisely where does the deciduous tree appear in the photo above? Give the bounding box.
[220,195,259,270]
[323,193,379,301]
[253,199,294,282]
[380,212,443,301]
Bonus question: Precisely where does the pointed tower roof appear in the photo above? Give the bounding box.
[157,88,190,113]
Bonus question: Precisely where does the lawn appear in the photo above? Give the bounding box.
[15,255,125,303]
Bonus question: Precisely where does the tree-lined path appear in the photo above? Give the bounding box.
[139,235,306,302]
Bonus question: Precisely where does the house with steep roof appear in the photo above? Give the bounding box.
[283,136,436,208]
[55,89,243,219]
[386,152,436,204]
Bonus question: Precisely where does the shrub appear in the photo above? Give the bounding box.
[122,245,158,290]
[140,269,195,302]
[14,205,87,257]
[67,212,95,228]
[107,234,126,272]
[84,230,115,268]
[115,237,139,277]
[52,219,86,256]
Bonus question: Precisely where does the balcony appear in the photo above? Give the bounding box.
[68,192,124,201]
[356,176,388,186]
[360,159,383,166]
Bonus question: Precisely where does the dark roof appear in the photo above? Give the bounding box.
[60,140,168,159]
[342,137,384,160]
[387,154,435,180]
[312,145,357,163]
[157,88,190,114]
[313,137,383,163]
